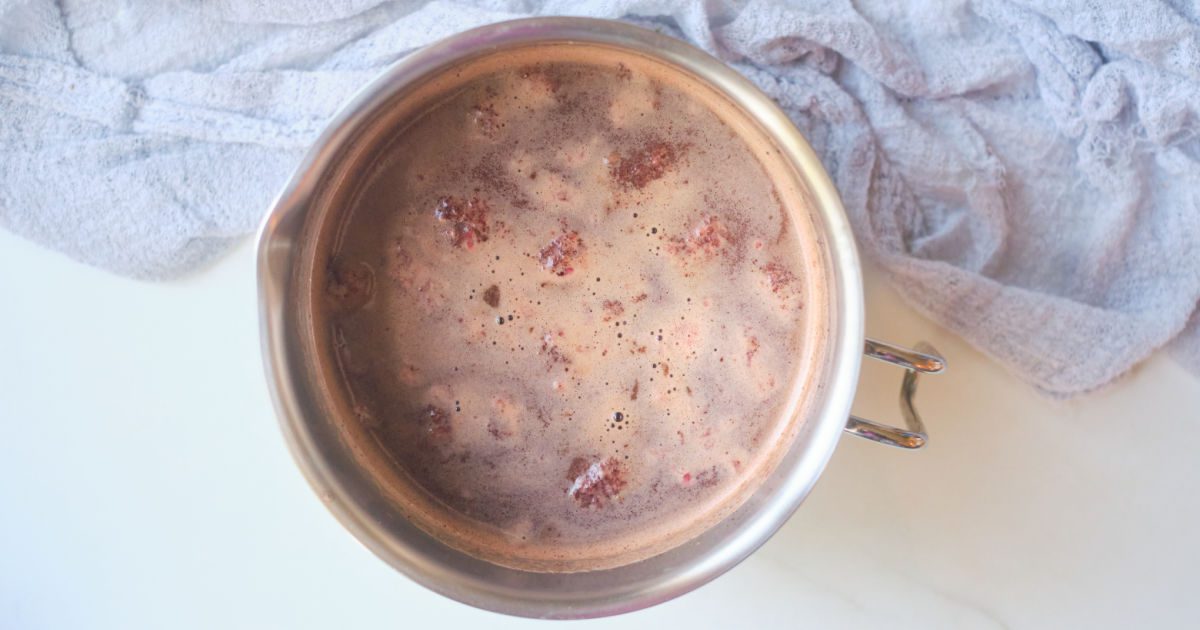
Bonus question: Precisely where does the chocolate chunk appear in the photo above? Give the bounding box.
[482,284,500,308]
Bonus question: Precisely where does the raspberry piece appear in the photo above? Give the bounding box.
[668,215,730,257]
[567,457,627,508]
[538,230,583,276]
[610,140,680,189]
[602,300,624,321]
[434,196,490,249]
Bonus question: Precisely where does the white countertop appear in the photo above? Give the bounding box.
[3,230,1198,629]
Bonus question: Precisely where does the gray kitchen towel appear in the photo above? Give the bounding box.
[2,0,1199,396]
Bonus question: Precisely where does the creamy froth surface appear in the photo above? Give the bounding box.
[317,47,827,571]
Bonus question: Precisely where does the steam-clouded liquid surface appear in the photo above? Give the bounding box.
[321,49,824,572]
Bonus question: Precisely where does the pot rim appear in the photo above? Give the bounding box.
[257,17,864,619]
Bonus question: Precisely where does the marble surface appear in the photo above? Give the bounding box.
[2,230,1198,629]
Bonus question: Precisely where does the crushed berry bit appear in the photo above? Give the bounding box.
[761,260,795,294]
[632,292,648,303]
[540,333,572,371]
[470,102,500,138]
[567,457,627,508]
[610,140,681,189]
[538,230,583,276]
[746,336,760,366]
[669,215,730,257]
[434,196,490,249]
[694,466,720,488]
[487,419,512,440]
[419,404,452,444]
[602,300,625,322]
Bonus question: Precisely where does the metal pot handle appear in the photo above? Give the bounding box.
[843,339,945,449]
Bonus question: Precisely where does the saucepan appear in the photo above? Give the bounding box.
[257,17,944,619]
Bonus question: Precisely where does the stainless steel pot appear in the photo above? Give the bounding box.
[257,17,944,619]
